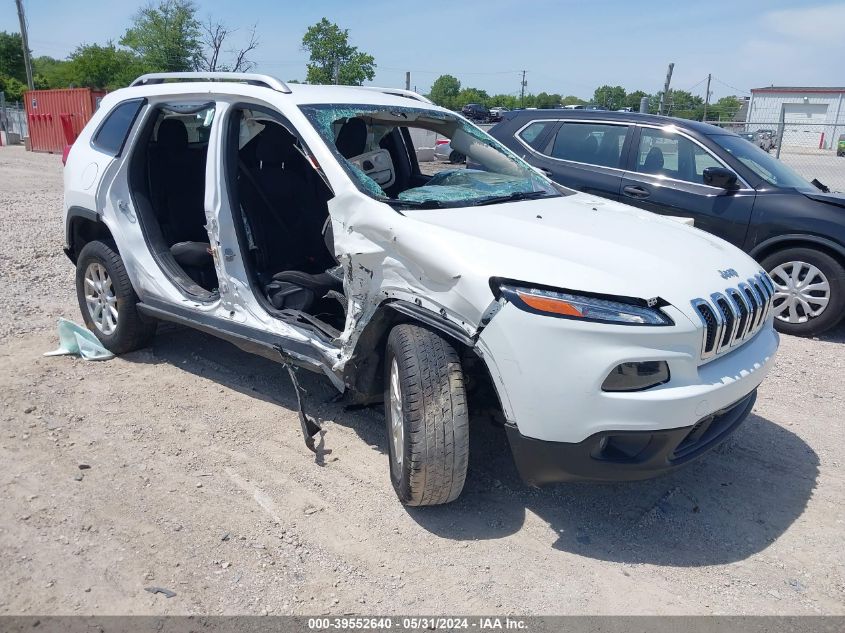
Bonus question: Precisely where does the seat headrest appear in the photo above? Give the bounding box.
[643,146,664,171]
[335,117,367,159]
[255,124,299,166]
[157,118,188,148]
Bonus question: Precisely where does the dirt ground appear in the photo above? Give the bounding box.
[0,145,843,616]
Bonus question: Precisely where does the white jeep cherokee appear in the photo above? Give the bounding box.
[63,72,779,505]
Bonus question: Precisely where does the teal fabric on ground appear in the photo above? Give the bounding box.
[44,318,114,361]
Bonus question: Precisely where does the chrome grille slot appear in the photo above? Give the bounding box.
[712,293,737,352]
[692,272,773,361]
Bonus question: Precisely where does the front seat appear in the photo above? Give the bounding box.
[243,124,341,312]
[642,146,665,173]
[335,117,368,159]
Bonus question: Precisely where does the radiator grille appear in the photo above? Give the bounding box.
[691,272,774,361]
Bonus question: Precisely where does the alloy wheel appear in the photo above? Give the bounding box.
[83,262,118,335]
[388,358,404,475]
[768,261,830,324]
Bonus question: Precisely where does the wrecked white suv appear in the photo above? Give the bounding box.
[63,73,779,505]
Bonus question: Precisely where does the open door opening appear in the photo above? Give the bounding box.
[129,102,219,299]
[226,108,346,335]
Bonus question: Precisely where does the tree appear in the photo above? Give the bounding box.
[0,74,26,101]
[198,20,259,72]
[456,87,489,108]
[535,92,562,109]
[120,0,202,72]
[624,90,649,111]
[561,95,586,106]
[429,74,461,110]
[592,85,626,110]
[65,43,148,89]
[489,94,520,109]
[666,89,704,119]
[0,31,26,83]
[708,95,742,121]
[32,56,74,88]
[301,18,375,85]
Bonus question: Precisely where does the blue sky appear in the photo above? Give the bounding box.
[3,0,844,100]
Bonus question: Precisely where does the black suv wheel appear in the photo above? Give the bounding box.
[761,247,845,337]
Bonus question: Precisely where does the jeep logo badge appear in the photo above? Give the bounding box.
[719,268,739,280]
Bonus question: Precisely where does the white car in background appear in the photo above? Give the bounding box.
[62,72,778,506]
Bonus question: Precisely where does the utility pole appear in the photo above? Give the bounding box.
[657,62,674,116]
[15,0,35,91]
[520,70,527,108]
[332,59,340,85]
[703,73,712,121]
[405,71,410,91]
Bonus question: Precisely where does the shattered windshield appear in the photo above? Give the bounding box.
[300,103,563,209]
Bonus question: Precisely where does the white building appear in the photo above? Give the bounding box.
[747,86,845,150]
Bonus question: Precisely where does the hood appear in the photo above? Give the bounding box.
[803,191,845,209]
[405,193,764,322]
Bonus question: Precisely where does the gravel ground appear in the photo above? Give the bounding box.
[0,145,843,616]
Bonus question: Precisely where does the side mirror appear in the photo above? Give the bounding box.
[703,166,739,189]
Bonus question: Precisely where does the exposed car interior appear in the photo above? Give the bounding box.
[300,104,560,209]
[227,110,345,332]
[130,103,218,297]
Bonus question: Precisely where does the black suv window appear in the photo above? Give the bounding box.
[637,127,723,185]
[517,121,555,149]
[548,122,629,168]
[92,99,145,156]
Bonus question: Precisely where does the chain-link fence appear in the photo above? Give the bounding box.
[0,93,28,139]
[708,120,844,193]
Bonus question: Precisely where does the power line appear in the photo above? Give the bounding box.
[711,76,751,95]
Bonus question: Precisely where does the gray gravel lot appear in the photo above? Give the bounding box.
[0,145,843,615]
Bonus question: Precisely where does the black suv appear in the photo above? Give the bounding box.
[489,110,845,336]
[461,103,490,122]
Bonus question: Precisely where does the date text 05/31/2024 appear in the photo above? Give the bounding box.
[307,617,528,630]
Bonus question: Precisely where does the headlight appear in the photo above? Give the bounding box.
[497,283,673,326]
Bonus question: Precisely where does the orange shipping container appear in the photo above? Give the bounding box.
[24,88,107,154]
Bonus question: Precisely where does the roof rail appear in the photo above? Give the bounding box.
[130,72,292,94]
[356,86,433,104]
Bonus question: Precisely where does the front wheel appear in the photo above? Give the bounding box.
[75,240,157,354]
[761,247,845,337]
[384,324,469,506]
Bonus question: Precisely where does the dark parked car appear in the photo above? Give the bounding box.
[461,103,490,122]
[489,110,845,336]
[739,131,774,152]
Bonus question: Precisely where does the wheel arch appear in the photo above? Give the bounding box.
[750,234,845,269]
[343,300,504,418]
[65,207,114,264]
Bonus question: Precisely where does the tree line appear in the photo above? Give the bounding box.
[428,76,744,122]
[0,1,374,103]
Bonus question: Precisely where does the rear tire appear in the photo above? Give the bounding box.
[75,240,156,354]
[761,247,845,337]
[384,324,469,506]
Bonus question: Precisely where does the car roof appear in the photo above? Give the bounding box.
[100,80,442,110]
[503,108,736,136]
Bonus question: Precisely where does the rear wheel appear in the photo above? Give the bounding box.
[761,247,845,337]
[384,324,469,506]
[75,240,156,354]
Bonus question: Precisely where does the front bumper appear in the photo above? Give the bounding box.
[476,302,779,444]
[506,390,756,485]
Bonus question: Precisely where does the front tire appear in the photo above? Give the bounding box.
[761,247,845,337]
[384,324,469,506]
[75,240,156,354]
